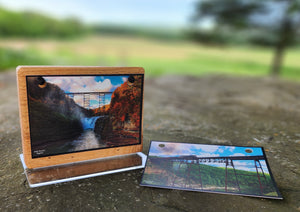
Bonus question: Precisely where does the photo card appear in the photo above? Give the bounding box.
[17,66,144,169]
[141,141,282,199]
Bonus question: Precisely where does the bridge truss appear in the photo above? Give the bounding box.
[65,92,113,109]
[147,155,269,195]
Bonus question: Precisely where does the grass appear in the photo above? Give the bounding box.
[0,35,299,81]
[0,47,48,70]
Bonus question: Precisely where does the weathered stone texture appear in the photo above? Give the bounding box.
[1,71,300,211]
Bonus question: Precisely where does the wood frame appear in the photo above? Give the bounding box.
[17,66,144,169]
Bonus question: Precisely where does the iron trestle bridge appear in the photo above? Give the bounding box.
[147,155,269,195]
[65,92,113,109]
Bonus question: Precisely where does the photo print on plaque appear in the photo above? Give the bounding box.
[141,141,282,199]
[17,67,144,169]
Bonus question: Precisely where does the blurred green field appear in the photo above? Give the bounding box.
[1,35,299,80]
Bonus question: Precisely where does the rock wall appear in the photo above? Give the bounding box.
[94,116,113,140]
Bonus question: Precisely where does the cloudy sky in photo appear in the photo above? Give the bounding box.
[44,75,128,108]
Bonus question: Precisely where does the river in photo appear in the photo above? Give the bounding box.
[70,116,108,151]
[71,130,107,152]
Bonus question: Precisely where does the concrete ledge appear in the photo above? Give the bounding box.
[1,71,300,211]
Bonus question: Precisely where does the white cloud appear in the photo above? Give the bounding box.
[91,79,113,92]
[73,95,83,107]
[89,95,99,101]
[45,76,113,108]
[232,153,246,156]
[231,161,257,172]
[258,160,270,174]
[150,142,221,157]
[198,153,220,158]
[224,146,236,152]
[201,145,220,153]
[45,77,72,91]
[218,148,224,153]
[122,77,128,82]
[45,76,113,93]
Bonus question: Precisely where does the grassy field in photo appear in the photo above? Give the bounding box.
[1,35,300,80]
[142,157,278,197]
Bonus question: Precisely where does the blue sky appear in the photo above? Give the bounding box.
[149,141,269,173]
[149,141,264,157]
[44,75,128,108]
[0,0,197,27]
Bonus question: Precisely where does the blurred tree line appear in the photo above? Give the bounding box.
[0,7,86,38]
[190,0,300,76]
[0,7,181,40]
[0,7,89,71]
[93,25,183,41]
[0,7,183,71]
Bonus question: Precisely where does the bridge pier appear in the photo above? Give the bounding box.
[65,92,113,109]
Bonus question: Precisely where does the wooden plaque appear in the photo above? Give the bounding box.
[17,66,144,169]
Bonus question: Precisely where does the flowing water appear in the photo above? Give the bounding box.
[81,116,103,130]
[71,130,107,151]
[70,116,107,151]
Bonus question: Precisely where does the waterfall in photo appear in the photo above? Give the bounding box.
[81,116,101,130]
[70,116,107,152]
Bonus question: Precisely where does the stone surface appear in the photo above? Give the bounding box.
[1,71,300,211]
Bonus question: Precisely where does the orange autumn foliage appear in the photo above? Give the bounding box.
[109,75,143,130]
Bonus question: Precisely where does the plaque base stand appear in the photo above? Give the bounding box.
[20,152,147,188]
